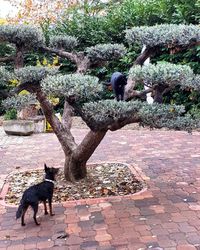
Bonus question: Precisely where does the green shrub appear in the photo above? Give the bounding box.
[4,109,17,120]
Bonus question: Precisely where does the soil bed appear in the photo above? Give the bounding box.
[5,163,144,205]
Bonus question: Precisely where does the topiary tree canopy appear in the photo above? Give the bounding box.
[0,25,45,68]
[0,23,200,182]
[125,24,200,100]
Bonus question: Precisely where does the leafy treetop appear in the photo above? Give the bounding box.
[49,35,78,51]
[0,24,45,48]
[42,73,102,102]
[129,62,195,88]
[126,24,200,48]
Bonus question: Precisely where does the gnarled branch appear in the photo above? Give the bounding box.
[41,47,91,73]
[74,130,107,161]
[108,115,141,131]
[41,46,77,63]
[0,55,15,63]
[16,82,77,152]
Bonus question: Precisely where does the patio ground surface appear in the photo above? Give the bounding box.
[1,126,200,250]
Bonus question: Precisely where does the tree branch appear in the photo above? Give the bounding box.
[169,40,200,54]
[125,45,163,101]
[125,88,152,101]
[134,46,160,66]
[0,55,15,63]
[14,45,25,69]
[74,130,107,162]
[41,46,77,63]
[41,47,91,73]
[80,108,143,132]
[62,99,74,130]
[36,89,77,152]
[16,82,77,152]
[75,52,91,73]
[108,115,141,131]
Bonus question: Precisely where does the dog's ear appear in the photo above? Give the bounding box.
[44,163,48,172]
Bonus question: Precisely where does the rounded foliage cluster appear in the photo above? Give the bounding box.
[129,62,194,88]
[126,24,200,47]
[82,99,197,131]
[86,43,127,62]
[42,73,102,102]
[139,103,197,131]
[82,99,144,129]
[15,66,59,84]
[184,74,200,90]
[0,66,14,86]
[49,35,78,51]
[2,94,37,111]
[0,25,45,48]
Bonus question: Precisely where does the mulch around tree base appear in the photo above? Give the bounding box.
[4,163,144,205]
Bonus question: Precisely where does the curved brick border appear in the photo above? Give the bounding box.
[0,161,148,208]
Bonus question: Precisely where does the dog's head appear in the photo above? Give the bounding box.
[44,163,59,181]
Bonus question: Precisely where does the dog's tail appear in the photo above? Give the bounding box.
[16,203,24,219]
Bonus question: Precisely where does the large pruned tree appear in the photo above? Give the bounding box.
[0,23,200,182]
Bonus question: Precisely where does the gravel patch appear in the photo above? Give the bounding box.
[5,163,144,205]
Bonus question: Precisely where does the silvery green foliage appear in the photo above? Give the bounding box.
[49,35,78,51]
[0,25,45,48]
[42,74,102,101]
[86,44,127,62]
[139,104,197,131]
[126,24,200,47]
[129,62,194,88]
[15,66,59,84]
[82,100,197,131]
[0,66,14,86]
[193,75,200,90]
[82,100,143,129]
[2,94,37,111]
[183,75,200,90]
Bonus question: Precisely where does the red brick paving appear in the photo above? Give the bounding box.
[1,128,200,249]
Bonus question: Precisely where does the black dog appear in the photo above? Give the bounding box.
[110,72,127,101]
[16,164,59,226]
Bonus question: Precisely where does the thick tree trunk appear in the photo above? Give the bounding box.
[17,83,107,182]
[64,130,107,181]
[64,154,87,181]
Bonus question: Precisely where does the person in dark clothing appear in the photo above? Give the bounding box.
[110,72,127,101]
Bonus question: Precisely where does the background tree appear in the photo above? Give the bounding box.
[1,24,199,182]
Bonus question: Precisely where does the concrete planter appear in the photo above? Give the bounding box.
[3,120,34,136]
[27,116,45,133]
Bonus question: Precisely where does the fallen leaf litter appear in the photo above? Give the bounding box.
[5,163,144,205]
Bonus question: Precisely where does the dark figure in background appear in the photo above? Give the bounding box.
[110,72,127,101]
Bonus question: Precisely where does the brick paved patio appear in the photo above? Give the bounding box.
[1,127,200,249]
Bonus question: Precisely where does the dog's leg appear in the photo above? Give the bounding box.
[21,205,29,226]
[43,201,48,215]
[32,204,40,226]
[48,198,55,216]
